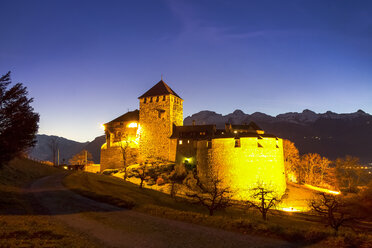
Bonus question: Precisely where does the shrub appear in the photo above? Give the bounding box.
[156,177,165,186]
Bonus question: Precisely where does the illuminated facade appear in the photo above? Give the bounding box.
[100,80,286,199]
[172,123,286,199]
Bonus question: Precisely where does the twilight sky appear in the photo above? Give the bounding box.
[1,0,372,142]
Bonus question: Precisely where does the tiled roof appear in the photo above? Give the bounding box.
[105,110,139,125]
[138,80,181,99]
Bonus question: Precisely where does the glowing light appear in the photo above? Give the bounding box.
[63,166,68,170]
[127,122,138,128]
[304,184,341,195]
[184,157,193,163]
[100,124,105,130]
[280,207,301,212]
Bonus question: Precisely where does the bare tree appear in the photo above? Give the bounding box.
[301,153,330,185]
[186,170,232,216]
[283,139,300,182]
[246,183,281,221]
[310,192,351,232]
[168,163,187,198]
[118,134,132,181]
[48,136,59,166]
[69,149,93,165]
[132,163,149,188]
[335,156,362,192]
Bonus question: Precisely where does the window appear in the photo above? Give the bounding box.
[162,95,166,101]
[187,140,190,144]
[235,138,241,148]
[144,98,147,103]
[156,96,159,102]
[150,97,153,103]
[179,140,183,145]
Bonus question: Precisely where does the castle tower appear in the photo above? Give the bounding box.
[138,80,183,161]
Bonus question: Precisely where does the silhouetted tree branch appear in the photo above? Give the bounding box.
[246,183,281,221]
[186,170,232,216]
[309,192,352,232]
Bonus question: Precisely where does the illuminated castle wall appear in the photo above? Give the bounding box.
[138,92,183,161]
[100,80,286,199]
[196,137,286,199]
[173,123,286,199]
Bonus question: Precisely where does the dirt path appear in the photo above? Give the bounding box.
[29,173,295,248]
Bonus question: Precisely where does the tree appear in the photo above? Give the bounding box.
[310,192,351,232]
[131,163,149,188]
[246,183,281,221]
[69,150,93,165]
[0,72,39,168]
[185,170,232,216]
[117,134,137,181]
[283,139,300,182]
[168,163,187,198]
[301,153,330,185]
[49,136,59,165]
[335,156,362,192]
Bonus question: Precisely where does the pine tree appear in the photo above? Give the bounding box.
[0,72,39,167]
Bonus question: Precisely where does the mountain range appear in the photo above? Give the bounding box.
[185,109,372,164]
[29,134,105,164]
[29,109,372,165]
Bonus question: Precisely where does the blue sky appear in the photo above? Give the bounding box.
[1,0,372,142]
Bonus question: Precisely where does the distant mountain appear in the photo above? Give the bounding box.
[185,109,372,164]
[30,109,372,165]
[29,134,105,164]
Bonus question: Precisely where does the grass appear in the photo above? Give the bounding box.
[0,157,100,247]
[63,171,372,246]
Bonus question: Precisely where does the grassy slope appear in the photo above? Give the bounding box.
[0,157,100,248]
[64,171,372,246]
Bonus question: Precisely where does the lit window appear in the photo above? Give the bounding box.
[127,122,138,128]
[187,140,190,144]
[179,140,183,145]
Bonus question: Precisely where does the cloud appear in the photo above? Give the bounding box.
[165,0,293,43]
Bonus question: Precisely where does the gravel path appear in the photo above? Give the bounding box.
[29,173,295,248]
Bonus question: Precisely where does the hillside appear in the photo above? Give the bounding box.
[29,134,105,164]
[185,109,372,164]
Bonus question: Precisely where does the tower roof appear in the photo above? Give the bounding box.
[138,80,181,99]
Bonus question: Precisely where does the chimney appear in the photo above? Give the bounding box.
[192,120,196,126]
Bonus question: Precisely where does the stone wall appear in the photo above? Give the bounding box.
[196,137,286,200]
[100,146,138,172]
[139,94,183,161]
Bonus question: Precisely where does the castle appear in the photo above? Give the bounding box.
[101,80,286,199]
